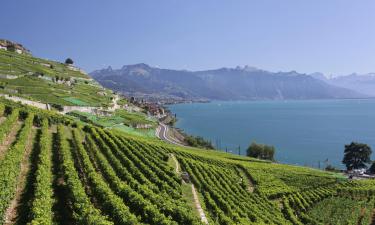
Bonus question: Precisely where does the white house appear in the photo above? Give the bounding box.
[67,65,79,71]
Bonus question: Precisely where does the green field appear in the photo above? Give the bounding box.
[63,97,90,106]
[0,98,373,225]
[68,109,157,137]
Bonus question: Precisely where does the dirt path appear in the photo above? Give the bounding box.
[170,154,208,224]
[370,209,375,225]
[49,124,57,133]
[4,128,36,225]
[237,166,255,193]
[170,154,180,174]
[0,117,6,124]
[191,184,209,224]
[0,121,23,160]
[357,208,367,225]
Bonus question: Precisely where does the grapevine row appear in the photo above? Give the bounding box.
[71,128,143,225]
[29,119,53,224]
[87,128,199,224]
[0,112,33,222]
[72,129,176,225]
[56,125,112,225]
[97,129,179,195]
[0,108,19,144]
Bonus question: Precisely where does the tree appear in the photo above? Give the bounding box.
[325,164,337,172]
[342,142,372,170]
[247,142,262,158]
[247,141,275,161]
[185,135,214,149]
[263,145,275,161]
[65,58,74,65]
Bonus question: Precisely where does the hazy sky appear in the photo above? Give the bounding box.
[1,0,375,75]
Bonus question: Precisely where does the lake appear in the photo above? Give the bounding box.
[168,99,375,168]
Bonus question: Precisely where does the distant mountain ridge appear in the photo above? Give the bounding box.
[90,64,366,101]
[311,73,375,97]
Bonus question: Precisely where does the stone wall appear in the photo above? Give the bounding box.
[0,74,18,79]
[0,94,49,110]
[61,105,98,114]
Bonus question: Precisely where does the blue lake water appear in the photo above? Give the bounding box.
[168,99,375,168]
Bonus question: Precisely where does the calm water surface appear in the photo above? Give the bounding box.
[168,99,375,168]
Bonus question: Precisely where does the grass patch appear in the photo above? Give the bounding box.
[114,109,156,127]
[63,97,89,106]
[112,124,155,138]
[68,110,156,138]
[181,184,199,219]
[167,155,176,171]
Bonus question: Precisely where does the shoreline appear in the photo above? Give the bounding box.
[164,97,375,105]
[163,99,375,170]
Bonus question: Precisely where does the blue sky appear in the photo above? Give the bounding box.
[1,0,375,75]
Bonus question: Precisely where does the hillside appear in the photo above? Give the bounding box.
[0,98,374,225]
[91,64,366,102]
[0,46,113,107]
[0,42,160,137]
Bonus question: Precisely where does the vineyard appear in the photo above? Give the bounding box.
[0,99,374,225]
[0,49,113,107]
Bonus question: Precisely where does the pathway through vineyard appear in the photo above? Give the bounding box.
[169,154,209,224]
[237,166,255,193]
[0,121,22,160]
[3,123,36,224]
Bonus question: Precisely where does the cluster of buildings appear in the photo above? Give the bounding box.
[0,39,31,54]
[128,96,165,118]
[347,168,375,179]
[145,103,165,118]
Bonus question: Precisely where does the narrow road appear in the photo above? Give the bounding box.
[156,123,186,147]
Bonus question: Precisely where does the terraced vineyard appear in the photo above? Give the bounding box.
[0,49,113,107]
[0,99,374,225]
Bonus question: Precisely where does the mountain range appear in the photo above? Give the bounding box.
[90,64,368,102]
[311,72,375,97]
